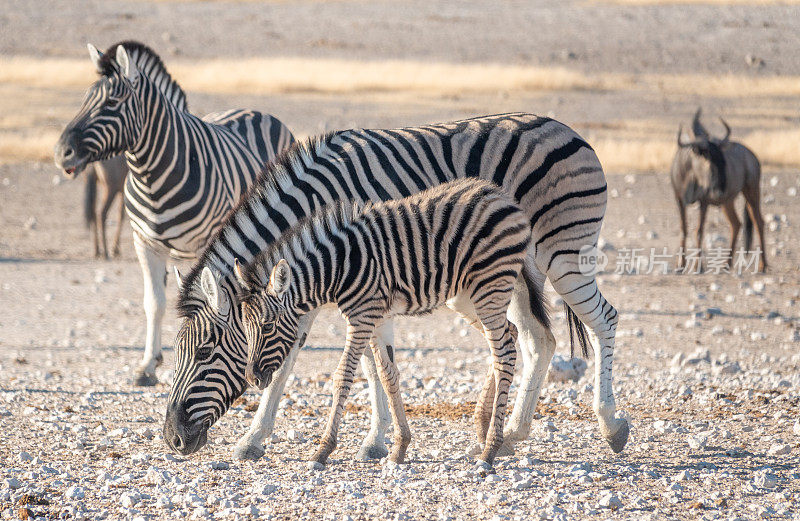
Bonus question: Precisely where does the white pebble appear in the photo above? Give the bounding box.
[768,443,791,456]
[64,486,85,499]
[598,492,622,509]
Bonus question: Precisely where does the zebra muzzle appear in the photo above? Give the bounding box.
[245,364,273,391]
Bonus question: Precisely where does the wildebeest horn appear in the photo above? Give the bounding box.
[691,108,709,139]
[677,124,705,148]
[718,117,731,145]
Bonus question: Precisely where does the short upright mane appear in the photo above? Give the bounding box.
[99,40,188,111]
[177,132,339,317]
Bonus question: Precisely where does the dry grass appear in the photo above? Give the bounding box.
[4,56,800,98]
[0,131,60,162]
[742,128,800,167]
[592,138,676,173]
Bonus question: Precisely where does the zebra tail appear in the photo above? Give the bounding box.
[565,303,591,359]
[521,264,550,330]
[84,168,97,229]
[743,207,753,252]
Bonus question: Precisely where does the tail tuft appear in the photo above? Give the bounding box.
[743,207,753,253]
[565,303,591,358]
[84,168,97,229]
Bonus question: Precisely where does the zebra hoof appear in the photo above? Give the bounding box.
[356,443,388,461]
[133,371,158,387]
[474,460,495,474]
[466,443,483,457]
[605,419,630,454]
[495,440,516,457]
[233,442,265,461]
[307,461,325,471]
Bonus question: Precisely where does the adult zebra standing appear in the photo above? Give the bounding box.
[53,41,295,385]
[165,114,630,461]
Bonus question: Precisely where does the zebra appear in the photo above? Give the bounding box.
[165,113,629,462]
[81,156,128,259]
[53,41,295,386]
[672,108,767,272]
[234,178,535,469]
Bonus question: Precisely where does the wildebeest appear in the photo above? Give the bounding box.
[670,108,766,272]
[82,157,128,259]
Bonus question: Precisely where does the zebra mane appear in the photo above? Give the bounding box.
[98,40,188,111]
[177,132,341,318]
[240,198,362,296]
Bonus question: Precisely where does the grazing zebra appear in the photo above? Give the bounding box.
[165,113,629,462]
[235,178,534,469]
[672,108,767,272]
[81,156,128,259]
[53,41,295,386]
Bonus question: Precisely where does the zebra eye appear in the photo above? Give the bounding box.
[196,345,214,361]
[260,323,275,336]
[106,98,122,109]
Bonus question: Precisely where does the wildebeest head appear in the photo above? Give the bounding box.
[673,108,730,202]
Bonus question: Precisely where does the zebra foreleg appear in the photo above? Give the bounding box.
[234,342,302,461]
[234,309,318,460]
[355,320,392,461]
[369,327,411,464]
[309,317,375,467]
[133,232,167,386]
[477,319,517,468]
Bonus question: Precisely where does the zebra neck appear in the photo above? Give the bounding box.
[124,85,194,183]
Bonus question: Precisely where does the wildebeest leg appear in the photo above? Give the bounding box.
[722,200,740,267]
[112,193,125,257]
[742,188,767,272]
[676,197,688,269]
[695,202,708,271]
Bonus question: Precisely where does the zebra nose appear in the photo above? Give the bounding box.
[171,433,185,451]
[245,365,261,389]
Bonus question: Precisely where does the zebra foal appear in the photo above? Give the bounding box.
[231,178,536,468]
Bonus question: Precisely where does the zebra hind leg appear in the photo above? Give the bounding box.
[550,270,628,453]
[501,268,556,456]
[355,320,393,461]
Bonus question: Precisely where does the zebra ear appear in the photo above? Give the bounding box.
[115,45,139,84]
[200,266,221,313]
[234,259,249,290]
[269,259,291,298]
[173,266,184,291]
[87,43,103,73]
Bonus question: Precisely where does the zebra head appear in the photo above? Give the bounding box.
[54,44,142,179]
[237,259,302,391]
[163,266,248,455]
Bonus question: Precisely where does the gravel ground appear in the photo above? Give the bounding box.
[2,161,799,520]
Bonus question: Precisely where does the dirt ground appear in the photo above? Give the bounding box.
[1,1,799,520]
